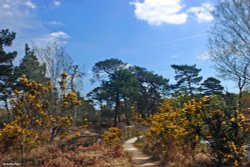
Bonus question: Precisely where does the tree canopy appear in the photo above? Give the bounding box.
[171,64,202,96]
[0,29,17,119]
[16,44,48,85]
[201,77,224,96]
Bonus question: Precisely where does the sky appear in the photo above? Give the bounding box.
[0,0,237,94]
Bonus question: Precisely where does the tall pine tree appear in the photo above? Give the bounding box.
[171,64,202,96]
[0,29,17,119]
[16,44,48,85]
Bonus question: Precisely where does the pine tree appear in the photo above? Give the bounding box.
[0,29,17,120]
[201,77,224,96]
[171,64,202,96]
[131,66,169,117]
[16,44,48,85]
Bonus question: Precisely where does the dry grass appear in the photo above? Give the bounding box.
[0,142,132,167]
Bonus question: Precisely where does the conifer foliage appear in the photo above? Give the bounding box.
[0,29,17,119]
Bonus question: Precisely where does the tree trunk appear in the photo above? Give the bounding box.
[124,98,130,126]
[113,111,118,127]
[237,76,245,111]
[70,67,78,126]
[188,80,194,97]
[113,95,120,127]
[4,98,12,122]
[238,88,243,110]
[50,126,61,143]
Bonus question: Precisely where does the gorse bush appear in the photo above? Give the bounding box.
[101,127,122,145]
[0,121,39,153]
[0,74,82,161]
[145,110,187,162]
[144,96,246,166]
[203,98,246,166]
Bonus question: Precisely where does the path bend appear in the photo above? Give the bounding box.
[123,137,162,167]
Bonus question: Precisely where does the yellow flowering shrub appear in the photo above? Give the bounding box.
[203,98,246,167]
[63,92,82,107]
[101,127,122,145]
[144,96,246,166]
[181,98,209,159]
[145,111,187,161]
[59,72,68,89]
[0,121,38,153]
[144,98,206,162]
[0,74,82,157]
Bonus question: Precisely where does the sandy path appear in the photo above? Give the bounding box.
[123,137,162,167]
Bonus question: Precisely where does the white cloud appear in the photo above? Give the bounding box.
[49,31,69,39]
[187,3,214,23]
[130,1,215,25]
[47,21,63,26]
[35,31,70,46]
[0,0,41,31]
[130,0,188,25]
[121,64,132,70]
[25,0,36,9]
[0,0,68,62]
[52,0,61,7]
[2,3,10,9]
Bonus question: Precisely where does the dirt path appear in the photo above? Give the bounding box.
[123,137,162,167]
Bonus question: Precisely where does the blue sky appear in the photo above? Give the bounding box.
[0,0,237,93]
